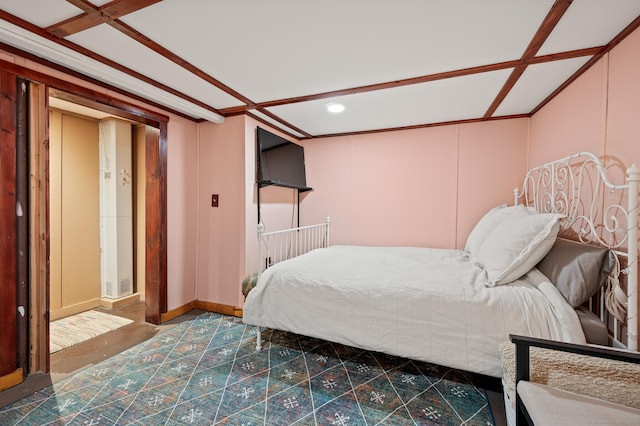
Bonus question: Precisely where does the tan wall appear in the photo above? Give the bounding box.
[49,110,101,320]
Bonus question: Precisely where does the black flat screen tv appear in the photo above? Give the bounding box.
[256,127,310,191]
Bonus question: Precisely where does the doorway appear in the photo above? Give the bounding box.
[48,99,146,321]
[24,82,168,379]
[1,71,168,391]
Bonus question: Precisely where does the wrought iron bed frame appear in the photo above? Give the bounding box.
[514,152,638,351]
[254,152,639,352]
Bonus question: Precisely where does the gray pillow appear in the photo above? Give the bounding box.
[536,238,614,307]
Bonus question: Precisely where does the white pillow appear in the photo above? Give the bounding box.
[474,209,562,286]
[464,204,528,257]
[465,204,512,255]
[468,204,531,261]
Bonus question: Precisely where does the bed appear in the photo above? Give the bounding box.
[242,152,639,379]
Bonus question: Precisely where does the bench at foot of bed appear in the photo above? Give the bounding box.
[508,335,640,426]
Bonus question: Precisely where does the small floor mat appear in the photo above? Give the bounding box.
[50,310,133,353]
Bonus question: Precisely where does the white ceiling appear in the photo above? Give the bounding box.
[0,0,639,139]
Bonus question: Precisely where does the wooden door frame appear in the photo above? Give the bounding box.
[46,88,169,325]
[27,82,48,373]
[0,70,21,389]
[16,78,29,373]
[0,58,169,381]
[143,122,168,321]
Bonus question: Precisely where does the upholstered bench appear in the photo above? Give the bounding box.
[506,335,640,425]
[517,380,640,425]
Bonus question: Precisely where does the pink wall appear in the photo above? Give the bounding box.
[196,117,247,308]
[457,118,529,248]
[303,120,528,249]
[8,24,640,313]
[166,117,199,310]
[243,118,303,277]
[605,27,640,165]
[529,26,640,339]
[195,116,304,308]
[529,59,607,166]
[530,26,640,169]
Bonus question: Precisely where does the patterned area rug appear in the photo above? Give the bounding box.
[1,313,496,425]
[50,310,134,353]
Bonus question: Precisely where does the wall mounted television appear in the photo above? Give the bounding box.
[256,127,311,192]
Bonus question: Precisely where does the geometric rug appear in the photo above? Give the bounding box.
[50,310,133,353]
[0,312,496,425]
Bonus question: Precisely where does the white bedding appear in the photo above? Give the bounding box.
[242,245,586,378]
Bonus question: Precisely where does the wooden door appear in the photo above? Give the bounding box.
[0,70,22,390]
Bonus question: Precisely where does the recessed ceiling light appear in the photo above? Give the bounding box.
[326,103,345,114]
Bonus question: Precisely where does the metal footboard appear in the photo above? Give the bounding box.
[254,217,331,349]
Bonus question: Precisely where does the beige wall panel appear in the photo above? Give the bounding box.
[49,110,62,312]
[60,114,101,307]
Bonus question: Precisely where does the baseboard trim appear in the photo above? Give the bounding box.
[50,299,101,321]
[195,300,243,318]
[0,368,24,392]
[160,301,197,323]
[100,292,141,309]
[161,300,243,323]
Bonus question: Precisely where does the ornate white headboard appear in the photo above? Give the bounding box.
[514,152,639,351]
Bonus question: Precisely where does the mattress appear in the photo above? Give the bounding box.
[243,245,586,377]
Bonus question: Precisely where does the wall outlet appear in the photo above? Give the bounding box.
[211,194,219,207]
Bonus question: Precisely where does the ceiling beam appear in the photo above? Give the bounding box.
[5,0,634,138]
[44,0,255,108]
[255,108,313,139]
[245,111,310,141]
[0,10,223,120]
[46,0,163,37]
[255,60,522,110]
[530,13,640,116]
[0,51,172,124]
[108,19,256,107]
[483,0,573,119]
[521,0,574,60]
[304,114,530,140]
[219,46,600,117]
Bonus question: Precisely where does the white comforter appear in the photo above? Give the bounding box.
[242,245,586,378]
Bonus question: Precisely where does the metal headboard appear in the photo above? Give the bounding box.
[514,152,639,351]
